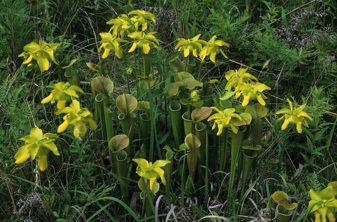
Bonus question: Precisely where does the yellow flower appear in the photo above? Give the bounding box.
[308,186,337,222]
[208,107,242,135]
[199,35,229,63]
[56,100,97,138]
[14,127,59,171]
[175,34,206,58]
[128,9,156,31]
[127,31,159,54]
[41,82,84,110]
[190,90,200,102]
[106,14,135,37]
[126,67,133,75]
[98,32,127,59]
[234,82,271,106]
[225,68,258,91]
[18,40,60,72]
[133,158,170,191]
[276,99,313,133]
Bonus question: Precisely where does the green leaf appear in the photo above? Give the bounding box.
[116,94,138,114]
[137,101,150,111]
[231,112,252,126]
[271,191,297,210]
[62,59,77,69]
[245,103,268,119]
[191,107,212,122]
[174,71,194,81]
[220,91,234,101]
[109,134,129,152]
[86,62,102,73]
[184,133,201,151]
[182,78,203,90]
[163,82,183,97]
[91,76,114,96]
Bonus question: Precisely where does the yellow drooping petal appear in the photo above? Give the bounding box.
[242,94,250,106]
[57,120,69,133]
[192,49,198,57]
[116,48,123,59]
[38,155,48,171]
[37,56,50,72]
[128,42,137,53]
[142,43,150,54]
[281,119,290,130]
[22,54,33,65]
[183,48,190,57]
[199,48,207,62]
[216,123,224,136]
[210,52,216,63]
[296,121,303,133]
[88,119,97,130]
[102,48,110,59]
[149,177,156,191]
[257,94,266,106]
[56,100,67,110]
[230,124,239,134]
[74,122,87,138]
[41,93,53,104]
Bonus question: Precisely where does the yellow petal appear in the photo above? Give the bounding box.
[30,127,43,140]
[116,48,123,59]
[276,108,291,115]
[38,155,48,171]
[142,43,150,54]
[14,145,31,164]
[74,122,87,138]
[149,177,156,191]
[29,143,40,160]
[296,121,303,133]
[71,100,81,112]
[22,55,33,65]
[183,48,190,57]
[45,48,58,64]
[102,48,110,59]
[57,100,67,110]
[257,94,267,106]
[210,52,216,63]
[57,120,69,133]
[88,119,97,130]
[15,153,30,164]
[230,125,238,134]
[216,123,224,136]
[153,167,166,185]
[281,119,290,130]
[37,56,50,72]
[199,48,207,62]
[128,42,137,53]
[42,142,60,156]
[192,49,198,57]
[298,111,313,120]
[314,212,321,222]
[41,93,53,104]
[286,99,293,111]
[153,160,171,168]
[133,158,149,168]
[242,95,250,106]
